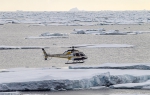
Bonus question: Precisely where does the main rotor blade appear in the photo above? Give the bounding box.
[61,44,96,48]
[86,44,134,48]
[61,44,134,48]
[20,46,50,49]
[61,46,79,48]
[0,45,50,50]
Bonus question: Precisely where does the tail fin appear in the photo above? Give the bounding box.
[42,48,48,60]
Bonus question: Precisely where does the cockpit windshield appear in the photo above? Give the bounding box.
[79,52,85,56]
[73,52,85,56]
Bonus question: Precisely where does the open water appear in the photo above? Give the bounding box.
[0,24,150,68]
[0,24,150,94]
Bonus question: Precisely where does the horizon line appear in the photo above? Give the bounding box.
[0,9,150,12]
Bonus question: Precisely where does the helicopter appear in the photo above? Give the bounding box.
[42,46,88,64]
[41,44,134,64]
[0,44,134,64]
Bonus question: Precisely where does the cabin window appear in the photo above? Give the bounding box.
[73,53,80,56]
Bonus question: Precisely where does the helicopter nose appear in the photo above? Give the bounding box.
[83,56,88,59]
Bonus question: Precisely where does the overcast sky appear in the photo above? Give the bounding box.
[1,0,150,11]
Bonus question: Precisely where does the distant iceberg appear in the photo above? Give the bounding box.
[69,7,80,12]
[1,63,150,91]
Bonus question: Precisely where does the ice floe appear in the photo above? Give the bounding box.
[0,92,21,95]
[69,63,150,70]
[0,11,150,25]
[25,32,69,39]
[1,63,150,91]
[71,28,106,34]
[40,32,68,37]
[72,29,145,35]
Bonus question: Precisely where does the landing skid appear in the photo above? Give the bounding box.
[65,62,84,64]
[65,60,85,64]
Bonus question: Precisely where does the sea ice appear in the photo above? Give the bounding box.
[25,32,69,39]
[1,63,150,91]
[71,28,105,34]
[69,63,150,70]
[72,29,144,35]
[1,11,150,25]
[0,92,21,95]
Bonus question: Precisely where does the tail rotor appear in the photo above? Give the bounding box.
[42,48,48,60]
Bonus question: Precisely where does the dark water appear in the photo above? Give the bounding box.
[21,89,150,95]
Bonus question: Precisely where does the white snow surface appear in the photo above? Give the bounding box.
[1,63,150,91]
[25,36,69,39]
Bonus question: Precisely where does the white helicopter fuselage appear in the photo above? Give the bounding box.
[42,48,88,62]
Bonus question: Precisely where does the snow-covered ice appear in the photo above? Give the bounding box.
[0,92,21,95]
[1,63,150,91]
[0,11,150,25]
[40,32,68,37]
[71,28,106,34]
[71,29,145,35]
[69,63,150,70]
[25,32,69,39]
